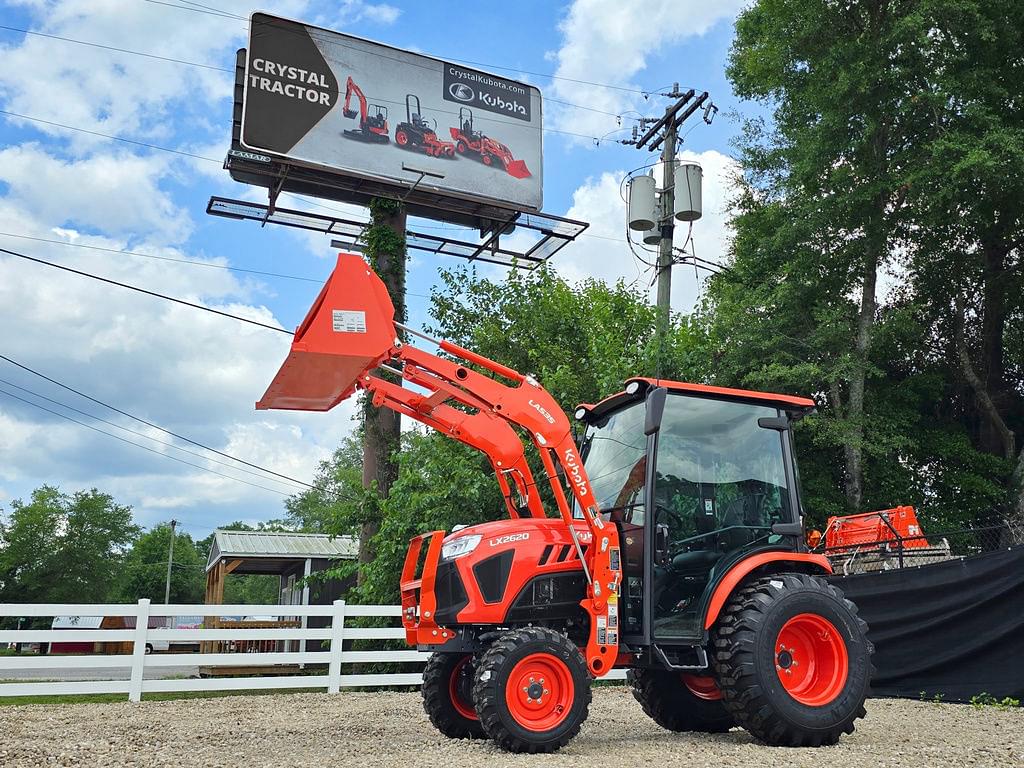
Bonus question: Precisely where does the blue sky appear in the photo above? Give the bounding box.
[0,0,750,542]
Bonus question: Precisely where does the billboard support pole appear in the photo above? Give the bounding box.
[358,197,408,581]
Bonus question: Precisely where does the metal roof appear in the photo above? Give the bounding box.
[206,530,358,571]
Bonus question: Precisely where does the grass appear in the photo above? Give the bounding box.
[0,687,314,707]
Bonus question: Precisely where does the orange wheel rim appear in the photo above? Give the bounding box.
[775,613,849,706]
[681,673,723,701]
[505,653,573,732]
[448,656,477,721]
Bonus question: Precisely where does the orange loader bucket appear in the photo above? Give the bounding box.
[505,159,531,179]
[256,253,397,411]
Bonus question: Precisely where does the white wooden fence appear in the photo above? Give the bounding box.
[0,600,626,701]
[0,600,424,701]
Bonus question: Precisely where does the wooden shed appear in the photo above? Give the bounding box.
[204,530,358,660]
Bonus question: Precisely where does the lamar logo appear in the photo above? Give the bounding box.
[490,533,529,547]
[448,82,475,102]
[529,400,556,425]
[564,448,589,496]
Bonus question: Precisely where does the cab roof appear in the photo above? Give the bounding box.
[578,377,816,422]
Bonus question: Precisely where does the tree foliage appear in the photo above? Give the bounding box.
[698,0,1023,527]
[0,486,139,604]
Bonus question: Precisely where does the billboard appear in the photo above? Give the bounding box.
[240,13,543,212]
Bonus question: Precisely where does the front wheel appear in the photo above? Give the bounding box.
[628,668,733,732]
[473,626,591,753]
[422,653,485,739]
[711,573,873,746]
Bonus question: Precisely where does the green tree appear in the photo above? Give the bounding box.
[118,524,204,604]
[0,486,139,604]
[701,0,1021,528]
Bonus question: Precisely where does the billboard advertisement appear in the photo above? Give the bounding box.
[240,13,544,211]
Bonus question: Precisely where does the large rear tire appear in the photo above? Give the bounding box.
[473,627,591,753]
[711,573,872,746]
[422,652,485,739]
[628,668,733,732]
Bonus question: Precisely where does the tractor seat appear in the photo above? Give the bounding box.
[670,549,722,573]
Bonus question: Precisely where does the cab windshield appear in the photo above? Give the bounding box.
[578,395,793,530]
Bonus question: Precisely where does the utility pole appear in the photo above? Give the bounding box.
[655,113,678,376]
[164,519,177,604]
[624,86,714,377]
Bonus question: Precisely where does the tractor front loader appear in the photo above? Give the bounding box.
[258,253,873,753]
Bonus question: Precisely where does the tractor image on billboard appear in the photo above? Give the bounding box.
[394,94,455,158]
[450,107,531,179]
[258,254,874,755]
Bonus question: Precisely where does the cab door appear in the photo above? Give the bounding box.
[647,395,798,642]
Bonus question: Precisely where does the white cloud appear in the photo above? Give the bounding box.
[557,149,740,313]
[548,0,743,140]
[0,144,193,244]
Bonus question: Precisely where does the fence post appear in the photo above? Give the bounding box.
[129,599,151,703]
[327,599,346,694]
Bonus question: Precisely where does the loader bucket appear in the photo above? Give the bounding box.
[505,159,531,179]
[256,253,396,411]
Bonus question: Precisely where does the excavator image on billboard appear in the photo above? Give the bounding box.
[258,254,873,754]
[341,76,389,144]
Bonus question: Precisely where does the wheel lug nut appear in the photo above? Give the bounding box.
[544,689,549,695]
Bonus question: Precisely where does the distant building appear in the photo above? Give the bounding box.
[204,530,358,655]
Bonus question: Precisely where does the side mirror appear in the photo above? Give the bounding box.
[645,386,668,436]
[655,522,670,566]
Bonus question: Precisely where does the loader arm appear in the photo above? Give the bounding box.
[257,253,621,675]
[361,374,544,519]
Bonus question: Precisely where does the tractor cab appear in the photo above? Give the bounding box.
[576,378,814,645]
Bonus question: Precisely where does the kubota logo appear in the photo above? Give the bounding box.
[448,83,475,102]
[564,448,589,496]
[529,399,556,425]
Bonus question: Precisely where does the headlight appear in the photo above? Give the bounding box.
[441,534,481,561]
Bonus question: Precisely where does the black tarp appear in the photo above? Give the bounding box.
[829,544,1024,702]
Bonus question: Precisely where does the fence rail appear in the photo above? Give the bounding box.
[0,600,625,700]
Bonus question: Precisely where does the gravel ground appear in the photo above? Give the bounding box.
[1,688,1021,768]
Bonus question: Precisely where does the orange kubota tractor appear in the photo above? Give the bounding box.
[341,76,389,144]
[450,107,531,179]
[258,254,873,753]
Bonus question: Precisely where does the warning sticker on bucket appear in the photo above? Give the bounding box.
[332,310,366,333]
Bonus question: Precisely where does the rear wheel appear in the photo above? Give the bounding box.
[395,129,409,147]
[422,653,485,739]
[711,573,872,746]
[628,668,733,732]
[473,626,591,753]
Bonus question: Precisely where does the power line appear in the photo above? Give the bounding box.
[0,231,322,284]
[0,109,218,162]
[0,25,626,141]
[0,386,291,497]
[0,24,233,72]
[137,0,658,97]
[0,375,307,492]
[0,245,292,334]
[0,352,315,490]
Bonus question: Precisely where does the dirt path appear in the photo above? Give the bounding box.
[1,688,1021,767]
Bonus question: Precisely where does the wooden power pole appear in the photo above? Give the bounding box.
[358,199,407,582]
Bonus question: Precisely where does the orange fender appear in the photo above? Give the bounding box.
[703,552,832,630]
